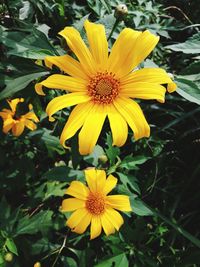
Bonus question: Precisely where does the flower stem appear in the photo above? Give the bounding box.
[108,18,120,41]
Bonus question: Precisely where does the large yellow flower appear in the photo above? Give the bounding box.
[0,98,39,136]
[35,20,176,155]
[61,169,131,239]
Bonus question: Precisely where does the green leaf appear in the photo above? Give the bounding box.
[120,155,150,170]
[1,27,58,59]
[41,129,65,155]
[15,211,53,236]
[165,32,200,54]
[105,133,120,165]
[0,71,49,100]
[44,181,65,200]
[84,145,105,166]
[176,78,200,105]
[31,238,52,255]
[95,253,128,267]
[130,197,153,216]
[5,238,18,256]
[117,172,141,194]
[181,61,200,75]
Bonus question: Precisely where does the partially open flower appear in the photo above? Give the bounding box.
[0,98,39,136]
[61,169,132,239]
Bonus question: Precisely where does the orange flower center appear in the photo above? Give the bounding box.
[86,192,105,215]
[88,72,120,104]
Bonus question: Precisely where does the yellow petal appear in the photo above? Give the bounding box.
[24,119,37,131]
[60,101,94,148]
[96,170,107,192]
[114,97,150,140]
[107,104,128,147]
[0,110,12,119]
[35,74,87,96]
[101,212,115,236]
[65,181,89,200]
[45,55,88,80]
[120,82,166,103]
[12,120,25,136]
[103,174,117,195]
[121,67,176,96]
[108,28,141,77]
[84,20,108,68]
[106,195,132,211]
[59,27,96,76]
[2,118,14,133]
[78,104,107,155]
[131,30,159,70]
[167,82,177,93]
[23,111,39,123]
[7,98,24,113]
[84,169,106,194]
[62,198,85,211]
[85,169,97,193]
[121,68,173,85]
[46,92,90,122]
[73,212,92,234]
[108,29,159,78]
[66,208,88,229]
[90,216,102,239]
[104,208,124,231]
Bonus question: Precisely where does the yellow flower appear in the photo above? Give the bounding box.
[35,20,176,155]
[0,98,39,136]
[61,169,132,239]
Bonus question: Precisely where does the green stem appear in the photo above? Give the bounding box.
[107,18,120,41]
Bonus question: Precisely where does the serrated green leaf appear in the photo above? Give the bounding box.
[117,172,141,194]
[84,145,105,166]
[105,133,120,165]
[120,155,150,170]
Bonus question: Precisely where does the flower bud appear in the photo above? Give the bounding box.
[4,252,13,262]
[114,4,128,19]
[98,155,108,164]
[34,262,41,267]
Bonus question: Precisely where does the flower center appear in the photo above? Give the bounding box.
[88,72,120,104]
[86,192,105,215]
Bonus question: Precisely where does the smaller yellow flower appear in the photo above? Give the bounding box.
[0,98,39,136]
[61,169,132,239]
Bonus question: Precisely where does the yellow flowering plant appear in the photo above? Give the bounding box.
[1,1,199,266]
[0,98,39,136]
[61,169,131,239]
[35,20,176,155]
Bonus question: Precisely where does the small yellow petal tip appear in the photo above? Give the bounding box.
[48,116,55,122]
[35,83,45,96]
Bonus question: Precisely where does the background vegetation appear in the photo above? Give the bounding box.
[0,0,200,266]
